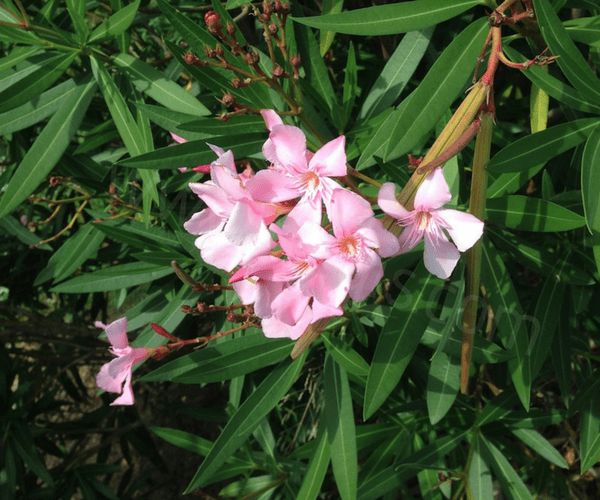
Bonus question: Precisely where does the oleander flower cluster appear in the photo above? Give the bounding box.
[183,110,484,340]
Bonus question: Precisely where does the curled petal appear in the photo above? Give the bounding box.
[103,317,129,350]
[261,109,283,130]
[423,231,460,279]
[378,182,409,220]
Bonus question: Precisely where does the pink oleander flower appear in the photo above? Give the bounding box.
[170,133,211,173]
[95,318,151,406]
[297,189,400,304]
[246,114,347,231]
[378,167,484,279]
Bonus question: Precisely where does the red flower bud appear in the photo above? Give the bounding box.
[205,11,222,33]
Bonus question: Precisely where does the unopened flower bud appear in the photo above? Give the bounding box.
[290,54,301,68]
[205,11,222,33]
[268,23,278,35]
[222,92,236,108]
[184,52,203,66]
[214,44,224,58]
[226,20,236,36]
[272,65,284,77]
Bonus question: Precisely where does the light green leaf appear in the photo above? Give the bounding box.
[88,0,140,43]
[113,53,210,115]
[325,356,357,500]
[184,354,306,492]
[50,262,172,293]
[487,118,600,173]
[0,74,96,219]
[357,18,487,166]
[296,423,330,500]
[322,332,369,378]
[292,0,478,36]
[364,262,440,419]
[426,351,460,425]
[468,436,493,500]
[319,0,344,56]
[0,46,42,74]
[66,0,88,42]
[358,28,432,121]
[486,196,586,232]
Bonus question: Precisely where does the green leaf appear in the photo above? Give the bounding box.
[133,102,210,140]
[487,118,600,173]
[66,0,88,42]
[487,228,592,285]
[0,46,42,73]
[364,262,440,419]
[511,428,568,469]
[564,16,600,45]
[487,165,546,199]
[0,7,39,44]
[324,356,357,500]
[476,390,519,427]
[113,53,210,116]
[528,259,567,381]
[479,436,535,500]
[551,301,572,408]
[50,262,172,293]
[88,0,140,43]
[533,0,600,104]
[184,354,306,492]
[582,124,600,234]
[468,436,493,500]
[0,52,77,113]
[0,215,52,250]
[0,74,96,219]
[10,423,54,487]
[481,240,530,409]
[34,224,106,285]
[373,18,487,163]
[292,0,479,36]
[141,335,293,384]
[322,332,369,378]
[319,0,344,57]
[426,351,460,425]
[90,56,146,157]
[178,115,266,135]
[358,28,432,121]
[296,424,330,500]
[486,196,586,232]
[117,134,266,169]
[504,46,600,114]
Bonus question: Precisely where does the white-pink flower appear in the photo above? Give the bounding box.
[95,318,150,406]
[378,168,484,279]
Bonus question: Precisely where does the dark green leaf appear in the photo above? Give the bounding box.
[178,115,266,135]
[426,351,460,425]
[296,423,330,500]
[292,0,479,36]
[511,428,568,468]
[88,0,140,43]
[582,124,600,234]
[322,332,369,377]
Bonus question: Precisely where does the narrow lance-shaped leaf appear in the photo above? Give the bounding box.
[292,0,479,36]
[325,356,357,500]
[296,422,331,500]
[0,74,96,219]
[364,262,440,419]
[88,0,140,43]
[184,354,307,492]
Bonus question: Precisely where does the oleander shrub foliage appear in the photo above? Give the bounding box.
[2,0,600,498]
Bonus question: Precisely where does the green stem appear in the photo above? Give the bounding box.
[460,112,493,395]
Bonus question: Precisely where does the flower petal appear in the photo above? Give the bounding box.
[414,168,452,211]
[301,256,353,308]
[437,209,484,252]
[309,135,347,177]
[261,308,312,340]
[104,317,128,350]
[261,109,283,130]
[271,284,310,325]
[378,182,410,220]
[183,208,223,236]
[329,189,373,238]
[349,247,383,302]
[269,125,308,174]
[423,231,460,279]
[246,169,300,203]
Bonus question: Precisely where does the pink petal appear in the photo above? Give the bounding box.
[110,370,134,405]
[301,256,353,308]
[224,200,265,246]
[104,317,129,350]
[355,218,400,257]
[397,221,424,253]
[197,232,244,271]
[281,199,323,234]
[253,280,285,319]
[246,169,301,203]
[211,164,247,201]
[378,183,410,220]
[437,209,484,252]
[271,284,310,325]
[270,125,308,174]
[349,247,383,302]
[414,168,452,211]
[96,358,127,394]
[261,308,313,340]
[183,209,223,236]
[310,300,344,322]
[423,231,460,279]
[188,182,234,219]
[309,136,347,177]
[261,109,283,130]
[170,132,187,144]
[329,189,374,238]
[232,279,257,305]
[297,222,337,260]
